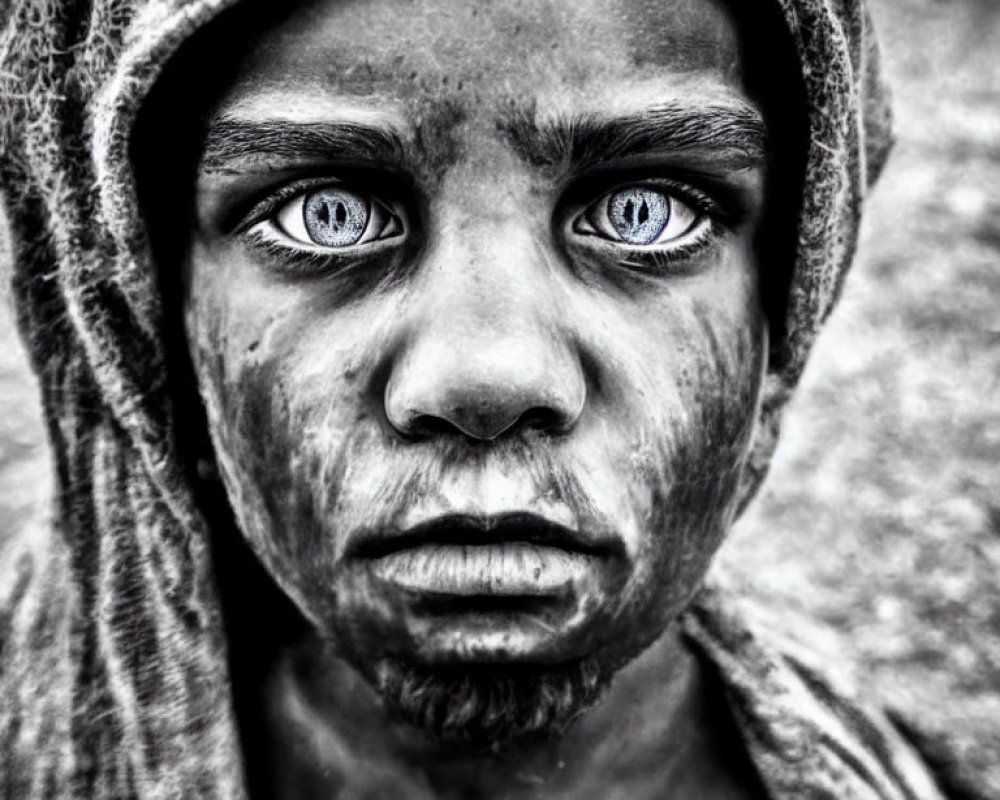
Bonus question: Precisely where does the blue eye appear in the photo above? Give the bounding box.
[574,184,703,248]
[303,188,369,246]
[272,183,403,250]
[608,188,671,245]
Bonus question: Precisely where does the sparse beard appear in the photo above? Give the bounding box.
[370,657,611,749]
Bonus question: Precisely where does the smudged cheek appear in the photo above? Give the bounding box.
[577,293,763,588]
[190,316,388,623]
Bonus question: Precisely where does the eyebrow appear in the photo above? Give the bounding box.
[499,101,769,173]
[200,118,407,171]
[199,100,768,178]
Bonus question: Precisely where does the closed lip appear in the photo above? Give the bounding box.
[349,511,617,560]
[351,512,619,598]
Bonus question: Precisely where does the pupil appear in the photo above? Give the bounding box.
[335,202,346,225]
[638,201,648,225]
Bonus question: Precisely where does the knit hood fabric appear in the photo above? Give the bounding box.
[0,0,897,798]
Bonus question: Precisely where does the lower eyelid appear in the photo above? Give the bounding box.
[628,218,715,255]
[566,217,720,275]
[239,225,391,278]
[243,224,341,264]
[570,212,713,250]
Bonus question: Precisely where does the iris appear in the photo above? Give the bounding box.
[608,189,670,245]
[303,188,369,247]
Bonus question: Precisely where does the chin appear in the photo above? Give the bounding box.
[321,574,622,746]
[368,654,613,749]
[324,560,680,749]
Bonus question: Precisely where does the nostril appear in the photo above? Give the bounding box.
[405,413,466,440]
[517,406,566,434]
[398,403,575,442]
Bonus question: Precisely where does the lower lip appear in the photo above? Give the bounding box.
[369,543,593,597]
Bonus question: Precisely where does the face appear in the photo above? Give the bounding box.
[182,0,768,743]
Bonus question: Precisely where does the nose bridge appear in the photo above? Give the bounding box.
[422,137,550,308]
[385,210,585,440]
[426,208,550,332]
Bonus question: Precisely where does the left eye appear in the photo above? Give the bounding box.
[273,185,403,248]
[574,186,701,246]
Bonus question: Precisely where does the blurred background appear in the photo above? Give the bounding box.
[1,0,997,794]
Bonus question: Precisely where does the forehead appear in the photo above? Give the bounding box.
[218,0,744,119]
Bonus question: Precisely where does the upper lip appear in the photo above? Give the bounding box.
[350,512,616,559]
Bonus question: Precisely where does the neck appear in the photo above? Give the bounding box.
[251,624,746,800]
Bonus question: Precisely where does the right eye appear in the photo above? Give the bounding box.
[271,184,403,250]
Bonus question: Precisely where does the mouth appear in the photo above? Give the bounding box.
[352,512,615,600]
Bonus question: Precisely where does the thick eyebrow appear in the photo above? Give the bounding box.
[198,101,766,179]
[199,117,407,171]
[499,101,769,173]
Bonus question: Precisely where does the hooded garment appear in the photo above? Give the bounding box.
[0,0,972,798]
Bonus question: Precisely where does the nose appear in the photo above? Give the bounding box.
[384,230,586,442]
[386,330,585,440]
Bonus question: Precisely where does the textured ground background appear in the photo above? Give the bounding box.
[1,0,998,794]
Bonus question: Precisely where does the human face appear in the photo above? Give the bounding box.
[184,0,767,736]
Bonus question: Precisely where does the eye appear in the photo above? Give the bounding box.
[573,185,703,247]
[272,184,403,249]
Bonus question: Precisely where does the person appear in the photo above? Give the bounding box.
[0,0,959,797]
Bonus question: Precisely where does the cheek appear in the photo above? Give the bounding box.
[185,286,379,610]
[588,277,766,598]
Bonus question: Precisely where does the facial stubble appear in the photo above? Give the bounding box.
[370,656,610,749]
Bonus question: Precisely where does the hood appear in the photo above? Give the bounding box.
[0,0,891,797]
